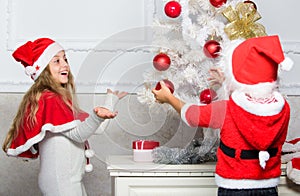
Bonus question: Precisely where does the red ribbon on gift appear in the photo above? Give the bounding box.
[132,140,159,150]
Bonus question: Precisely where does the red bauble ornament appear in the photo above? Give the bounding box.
[155,79,175,94]
[209,0,227,8]
[199,89,217,104]
[153,53,171,71]
[244,0,257,10]
[164,1,182,18]
[203,40,221,58]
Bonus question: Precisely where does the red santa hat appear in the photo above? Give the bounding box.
[232,35,293,84]
[222,35,293,97]
[12,38,64,81]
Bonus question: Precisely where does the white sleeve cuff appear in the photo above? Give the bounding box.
[180,103,193,126]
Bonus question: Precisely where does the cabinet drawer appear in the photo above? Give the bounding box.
[114,177,217,196]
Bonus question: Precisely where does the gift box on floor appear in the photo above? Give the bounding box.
[132,140,159,162]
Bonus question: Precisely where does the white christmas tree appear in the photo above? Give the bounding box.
[137,0,266,164]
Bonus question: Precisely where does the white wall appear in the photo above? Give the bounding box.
[0,0,299,94]
[0,0,155,93]
[257,0,300,94]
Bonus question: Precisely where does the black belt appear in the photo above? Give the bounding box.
[220,140,278,159]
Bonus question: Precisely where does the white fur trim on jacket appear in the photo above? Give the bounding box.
[181,103,194,126]
[6,120,79,157]
[215,174,280,189]
[231,91,285,116]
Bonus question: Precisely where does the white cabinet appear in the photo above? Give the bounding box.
[114,177,217,196]
[106,156,300,196]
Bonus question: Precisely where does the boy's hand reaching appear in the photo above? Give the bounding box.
[152,81,185,114]
[152,81,173,104]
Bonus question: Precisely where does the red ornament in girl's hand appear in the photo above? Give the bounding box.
[200,89,217,104]
[203,40,221,58]
[155,79,175,94]
[164,1,182,18]
[153,53,171,71]
[209,0,227,8]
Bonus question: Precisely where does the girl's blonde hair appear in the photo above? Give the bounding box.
[2,66,80,153]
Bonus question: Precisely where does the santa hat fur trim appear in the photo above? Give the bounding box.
[12,38,64,81]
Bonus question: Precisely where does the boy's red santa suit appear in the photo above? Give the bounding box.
[181,35,293,189]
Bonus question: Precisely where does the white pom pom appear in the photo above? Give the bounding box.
[280,57,293,71]
[85,164,93,172]
[259,151,270,169]
[25,66,36,76]
[85,149,95,158]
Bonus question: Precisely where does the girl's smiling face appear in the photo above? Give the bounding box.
[48,50,70,84]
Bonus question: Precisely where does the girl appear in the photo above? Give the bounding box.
[2,38,127,195]
[152,35,292,196]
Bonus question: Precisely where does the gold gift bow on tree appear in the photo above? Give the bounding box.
[222,2,267,40]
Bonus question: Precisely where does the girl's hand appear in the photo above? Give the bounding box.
[152,81,173,104]
[107,89,128,99]
[94,107,118,119]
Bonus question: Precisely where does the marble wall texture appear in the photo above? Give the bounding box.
[0,93,299,196]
